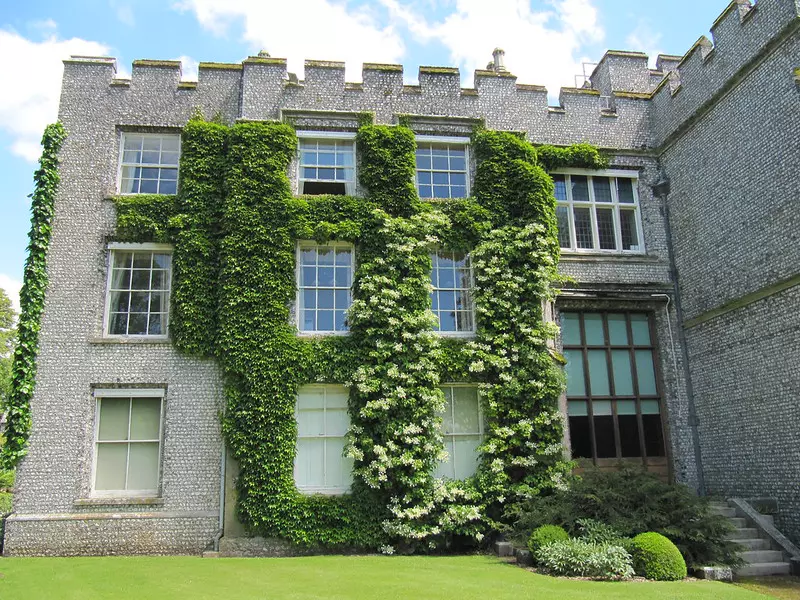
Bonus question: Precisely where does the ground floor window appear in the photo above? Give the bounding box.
[435,385,484,480]
[294,384,353,494]
[92,388,164,496]
[561,311,666,462]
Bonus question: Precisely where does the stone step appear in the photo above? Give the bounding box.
[741,550,784,564]
[727,528,759,540]
[711,507,737,518]
[736,562,791,577]
[708,501,730,509]
[729,517,747,528]
[731,538,771,551]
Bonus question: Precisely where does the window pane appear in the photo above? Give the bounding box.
[109,313,128,335]
[127,442,160,490]
[326,387,349,409]
[567,399,588,416]
[592,177,612,203]
[130,398,161,440]
[635,350,657,395]
[620,209,640,250]
[561,313,581,346]
[583,314,604,345]
[630,314,651,345]
[563,350,586,396]
[297,409,325,437]
[297,388,325,410]
[98,398,130,441]
[325,438,352,490]
[607,314,628,345]
[452,387,480,434]
[617,178,635,203]
[611,350,634,396]
[573,207,593,249]
[643,414,666,457]
[618,414,642,457]
[318,289,334,309]
[594,415,616,458]
[568,416,592,458]
[326,408,349,437]
[587,350,610,396]
[95,443,128,490]
[552,175,567,201]
[435,438,455,479]
[596,208,617,250]
[556,205,571,248]
[295,438,324,488]
[571,175,589,202]
[453,436,481,479]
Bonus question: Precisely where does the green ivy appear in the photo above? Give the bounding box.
[102,116,605,551]
[1,123,66,468]
[113,194,176,243]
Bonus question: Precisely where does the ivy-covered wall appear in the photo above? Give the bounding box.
[102,117,606,552]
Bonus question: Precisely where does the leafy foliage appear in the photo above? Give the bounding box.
[508,466,741,567]
[535,539,635,580]
[112,194,176,243]
[528,524,569,555]
[0,287,16,407]
[630,532,688,581]
[1,122,66,469]
[576,518,624,545]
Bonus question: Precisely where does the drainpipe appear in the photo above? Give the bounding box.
[215,441,226,552]
[652,166,706,495]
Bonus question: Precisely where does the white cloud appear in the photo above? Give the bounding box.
[625,20,662,68]
[383,0,603,99]
[0,27,109,161]
[175,55,199,81]
[0,274,22,315]
[110,1,136,26]
[174,0,405,80]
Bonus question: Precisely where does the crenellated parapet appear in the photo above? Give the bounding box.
[650,0,800,146]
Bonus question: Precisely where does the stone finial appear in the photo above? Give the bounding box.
[258,49,271,57]
[492,48,507,73]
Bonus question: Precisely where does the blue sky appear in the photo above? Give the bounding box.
[0,0,731,310]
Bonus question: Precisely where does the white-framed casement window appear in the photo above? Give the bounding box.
[297,131,356,195]
[297,242,354,334]
[92,388,164,497]
[553,170,644,253]
[431,250,475,335]
[105,243,172,338]
[415,136,469,199]
[436,385,484,480]
[294,384,353,494]
[118,133,180,195]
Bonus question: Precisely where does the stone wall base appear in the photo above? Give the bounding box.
[2,513,218,556]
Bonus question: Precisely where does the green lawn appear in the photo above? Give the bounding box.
[0,555,773,600]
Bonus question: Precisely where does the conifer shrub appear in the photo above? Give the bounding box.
[630,532,687,581]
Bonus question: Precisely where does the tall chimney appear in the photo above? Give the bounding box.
[492,48,507,73]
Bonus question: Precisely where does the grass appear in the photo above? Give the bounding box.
[735,577,800,600]
[0,555,773,600]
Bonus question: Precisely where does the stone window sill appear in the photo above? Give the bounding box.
[74,497,165,507]
[89,337,171,345]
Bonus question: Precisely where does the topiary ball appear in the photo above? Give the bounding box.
[630,532,687,581]
[528,524,570,556]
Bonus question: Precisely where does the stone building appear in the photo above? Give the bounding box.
[2,0,798,556]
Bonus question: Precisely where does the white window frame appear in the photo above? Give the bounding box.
[117,132,181,196]
[296,131,357,196]
[414,135,471,200]
[91,387,165,498]
[103,242,173,340]
[296,241,355,336]
[553,169,645,255]
[436,384,484,480]
[294,384,353,495]
[430,249,476,337]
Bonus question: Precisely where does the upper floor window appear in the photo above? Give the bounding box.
[105,244,172,338]
[562,311,666,463]
[298,133,356,195]
[93,388,164,497]
[553,171,643,253]
[415,136,469,199]
[294,384,353,494]
[297,242,354,334]
[119,133,180,195]
[431,250,474,335]
[435,385,484,480]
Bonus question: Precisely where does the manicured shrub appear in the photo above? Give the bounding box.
[508,466,741,568]
[535,539,634,580]
[630,532,687,581]
[528,524,569,555]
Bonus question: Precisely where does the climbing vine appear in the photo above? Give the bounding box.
[1,123,67,469]
[99,116,608,551]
